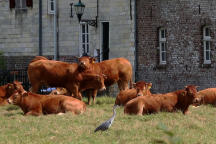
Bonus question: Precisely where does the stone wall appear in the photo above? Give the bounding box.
[136,0,216,93]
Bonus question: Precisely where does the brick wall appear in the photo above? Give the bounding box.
[136,0,216,93]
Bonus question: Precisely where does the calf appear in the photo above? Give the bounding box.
[49,87,69,95]
[0,81,20,106]
[115,81,152,106]
[193,88,216,106]
[124,85,198,115]
[8,82,86,116]
[78,56,133,105]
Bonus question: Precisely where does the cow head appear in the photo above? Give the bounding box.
[96,74,106,91]
[184,85,198,103]
[7,90,28,105]
[193,93,203,106]
[134,81,152,97]
[4,83,16,98]
[78,56,96,70]
[12,81,27,96]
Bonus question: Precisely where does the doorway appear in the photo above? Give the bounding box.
[101,22,109,60]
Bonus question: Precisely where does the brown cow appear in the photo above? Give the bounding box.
[28,56,106,100]
[115,81,152,106]
[124,85,198,115]
[7,82,86,116]
[193,88,216,106]
[0,81,20,106]
[78,56,133,105]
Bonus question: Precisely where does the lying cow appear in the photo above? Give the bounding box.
[193,88,216,106]
[28,56,106,100]
[78,56,133,105]
[115,81,152,106]
[8,82,86,116]
[0,81,19,106]
[124,85,198,115]
[49,87,69,95]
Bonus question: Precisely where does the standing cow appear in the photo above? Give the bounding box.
[124,85,198,115]
[27,56,106,100]
[78,56,133,105]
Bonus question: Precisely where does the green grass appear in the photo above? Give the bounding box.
[0,96,216,144]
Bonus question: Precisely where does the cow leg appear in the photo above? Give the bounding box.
[117,80,129,91]
[70,86,83,100]
[92,89,98,105]
[31,83,40,93]
[137,103,144,115]
[87,90,92,105]
[25,111,41,116]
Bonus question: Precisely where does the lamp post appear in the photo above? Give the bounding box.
[74,0,98,27]
[74,0,85,22]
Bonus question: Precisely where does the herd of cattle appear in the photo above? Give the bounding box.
[0,56,216,116]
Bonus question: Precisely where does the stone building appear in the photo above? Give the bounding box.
[0,0,135,70]
[136,0,216,93]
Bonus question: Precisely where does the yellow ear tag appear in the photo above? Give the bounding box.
[8,86,11,89]
[148,86,152,89]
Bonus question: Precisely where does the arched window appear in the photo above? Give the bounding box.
[203,26,211,64]
[159,28,167,65]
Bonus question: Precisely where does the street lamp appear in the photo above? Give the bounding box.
[74,0,85,22]
[74,0,98,27]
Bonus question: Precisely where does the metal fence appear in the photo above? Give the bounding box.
[0,69,30,91]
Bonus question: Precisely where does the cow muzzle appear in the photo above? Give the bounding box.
[99,86,106,91]
[193,97,202,106]
[7,99,12,104]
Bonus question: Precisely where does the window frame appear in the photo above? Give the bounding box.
[79,22,90,56]
[48,0,54,15]
[203,26,211,64]
[159,28,167,65]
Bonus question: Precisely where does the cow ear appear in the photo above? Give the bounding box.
[148,83,152,89]
[90,57,96,63]
[181,92,185,96]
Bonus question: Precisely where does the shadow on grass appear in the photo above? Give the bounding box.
[6,105,19,111]
[153,123,184,144]
[4,112,23,117]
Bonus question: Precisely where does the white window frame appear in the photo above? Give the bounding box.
[203,26,211,64]
[15,0,27,10]
[48,0,54,14]
[159,28,167,65]
[79,22,90,56]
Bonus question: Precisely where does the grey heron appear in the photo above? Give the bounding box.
[94,105,118,132]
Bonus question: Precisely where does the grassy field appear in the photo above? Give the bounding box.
[0,96,216,144]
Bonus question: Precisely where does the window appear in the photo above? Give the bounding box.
[48,0,54,14]
[159,28,167,65]
[80,23,89,56]
[9,0,33,9]
[15,0,26,9]
[203,26,211,64]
